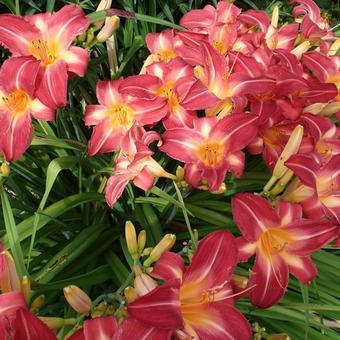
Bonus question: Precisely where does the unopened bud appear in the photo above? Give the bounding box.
[30,294,45,312]
[232,274,248,290]
[271,5,279,28]
[0,250,21,293]
[211,182,226,194]
[142,247,153,256]
[291,41,311,59]
[176,166,185,181]
[193,229,198,241]
[21,276,31,304]
[134,272,158,296]
[273,125,303,179]
[0,163,10,177]
[63,285,92,314]
[144,234,176,267]
[328,38,340,56]
[124,286,139,303]
[97,16,120,42]
[125,221,139,260]
[39,317,76,330]
[137,230,146,253]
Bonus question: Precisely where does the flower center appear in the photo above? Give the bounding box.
[196,141,224,168]
[316,141,332,159]
[29,39,57,65]
[157,49,176,62]
[212,40,227,55]
[2,90,29,116]
[157,83,180,112]
[109,104,135,130]
[259,228,291,256]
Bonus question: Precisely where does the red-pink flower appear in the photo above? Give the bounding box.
[105,129,175,207]
[286,154,340,223]
[120,57,219,128]
[160,114,258,191]
[232,193,337,308]
[0,4,90,109]
[118,231,251,339]
[84,79,167,156]
[0,56,54,161]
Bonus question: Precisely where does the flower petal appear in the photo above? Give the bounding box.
[182,231,237,301]
[249,252,289,308]
[114,318,173,340]
[83,316,117,340]
[285,220,338,256]
[0,110,32,162]
[0,292,26,317]
[236,237,257,262]
[0,14,39,55]
[127,284,183,329]
[232,193,280,241]
[105,173,131,208]
[61,46,90,77]
[0,56,40,96]
[29,99,55,121]
[36,60,68,109]
[151,252,185,283]
[13,308,56,340]
[47,4,90,49]
[277,201,303,226]
[282,253,317,284]
[183,301,252,340]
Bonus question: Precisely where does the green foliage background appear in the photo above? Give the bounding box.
[0,0,339,339]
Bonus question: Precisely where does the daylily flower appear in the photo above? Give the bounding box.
[68,316,117,340]
[84,78,167,156]
[193,43,275,117]
[105,128,175,207]
[160,114,258,191]
[0,56,54,161]
[118,231,251,339]
[285,154,340,223]
[291,0,335,49]
[0,4,90,109]
[120,57,220,128]
[232,193,338,308]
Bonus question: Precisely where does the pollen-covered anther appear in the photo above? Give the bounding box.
[196,141,224,168]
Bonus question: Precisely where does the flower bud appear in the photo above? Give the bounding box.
[30,294,45,313]
[134,272,157,296]
[142,247,153,256]
[125,221,139,260]
[144,234,176,267]
[39,317,76,330]
[291,41,311,59]
[272,125,303,179]
[0,163,10,177]
[137,230,146,253]
[211,182,226,194]
[176,166,185,181]
[97,16,120,42]
[63,285,92,314]
[0,250,21,293]
[271,5,279,28]
[124,286,139,303]
[231,274,248,290]
[21,276,31,304]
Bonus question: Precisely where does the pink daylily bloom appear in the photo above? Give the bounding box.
[286,154,340,223]
[0,56,54,161]
[85,79,167,156]
[121,231,251,339]
[160,114,258,191]
[120,57,220,128]
[145,30,177,63]
[105,129,175,207]
[0,4,90,109]
[232,193,338,308]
